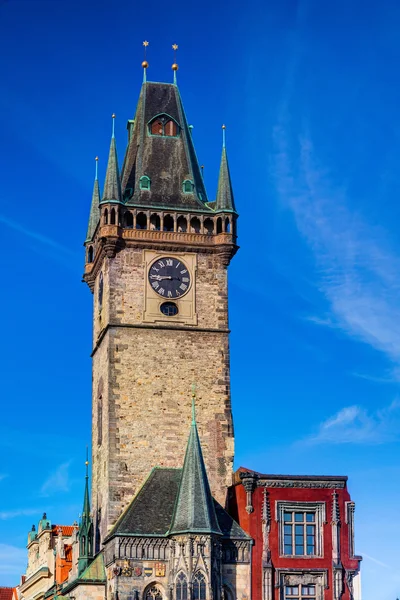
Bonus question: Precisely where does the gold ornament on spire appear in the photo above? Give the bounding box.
[142,40,149,69]
[172,43,179,71]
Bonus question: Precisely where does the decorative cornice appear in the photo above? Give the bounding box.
[257,479,346,489]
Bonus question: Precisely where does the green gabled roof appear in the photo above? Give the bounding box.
[85,176,100,242]
[79,552,106,581]
[102,134,122,203]
[169,416,221,536]
[216,146,236,213]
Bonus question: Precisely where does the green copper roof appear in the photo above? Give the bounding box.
[102,134,122,203]
[216,146,236,212]
[169,417,221,536]
[86,175,101,242]
[79,552,106,581]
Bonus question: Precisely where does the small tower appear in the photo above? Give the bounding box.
[78,453,93,575]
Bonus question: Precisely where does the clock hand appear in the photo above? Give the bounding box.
[150,275,173,281]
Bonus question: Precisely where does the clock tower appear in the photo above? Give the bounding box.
[83,68,238,544]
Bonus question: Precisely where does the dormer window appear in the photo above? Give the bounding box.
[183,179,194,193]
[140,175,151,191]
[149,114,179,137]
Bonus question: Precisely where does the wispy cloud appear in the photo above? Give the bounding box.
[272,56,400,378]
[40,461,71,496]
[0,214,75,256]
[304,400,400,445]
[361,552,391,569]
[0,543,26,575]
[0,508,41,520]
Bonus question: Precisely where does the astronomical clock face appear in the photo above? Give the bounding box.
[148,257,191,298]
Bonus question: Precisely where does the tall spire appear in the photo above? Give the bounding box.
[101,114,122,203]
[78,448,93,575]
[85,157,101,242]
[215,125,236,212]
[169,391,221,536]
[83,447,90,519]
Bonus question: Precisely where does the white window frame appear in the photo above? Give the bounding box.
[276,502,325,558]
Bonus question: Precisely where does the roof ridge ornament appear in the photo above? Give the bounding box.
[142,41,149,82]
[172,43,179,85]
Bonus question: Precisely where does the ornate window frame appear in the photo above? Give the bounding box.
[276,501,325,558]
[276,569,328,600]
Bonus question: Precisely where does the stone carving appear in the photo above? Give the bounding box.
[258,480,346,489]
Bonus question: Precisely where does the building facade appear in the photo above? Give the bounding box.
[13,60,361,600]
[229,471,362,600]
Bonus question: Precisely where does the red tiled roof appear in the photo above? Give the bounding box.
[0,588,16,600]
[52,525,76,537]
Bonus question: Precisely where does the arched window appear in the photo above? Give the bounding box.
[140,175,151,191]
[145,585,163,600]
[110,208,116,225]
[104,209,108,225]
[88,246,94,263]
[204,218,214,235]
[98,272,103,311]
[176,572,188,600]
[216,217,222,234]
[136,212,147,230]
[225,217,231,233]
[163,215,174,231]
[150,213,161,231]
[124,212,133,228]
[149,115,179,137]
[177,216,187,232]
[183,179,194,193]
[192,572,206,600]
[190,217,201,233]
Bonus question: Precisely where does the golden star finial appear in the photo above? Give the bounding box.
[143,40,149,47]
[172,43,178,51]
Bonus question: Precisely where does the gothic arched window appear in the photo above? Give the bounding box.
[192,572,206,600]
[176,572,188,600]
[88,246,94,263]
[149,115,179,137]
[145,586,163,600]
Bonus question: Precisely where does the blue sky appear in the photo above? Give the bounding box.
[0,0,399,596]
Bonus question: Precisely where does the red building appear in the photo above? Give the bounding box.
[228,469,362,600]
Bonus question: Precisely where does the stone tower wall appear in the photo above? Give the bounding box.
[91,248,234,540]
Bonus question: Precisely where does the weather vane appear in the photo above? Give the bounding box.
[142,41,149,80]
[172,43,179,83]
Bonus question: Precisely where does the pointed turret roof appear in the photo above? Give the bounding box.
[85,158,101,242]
[82,457,90,521]
[102,117,122,203]
[121,81,210,210]
[216,129,236,212]
[169,402,221,536]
